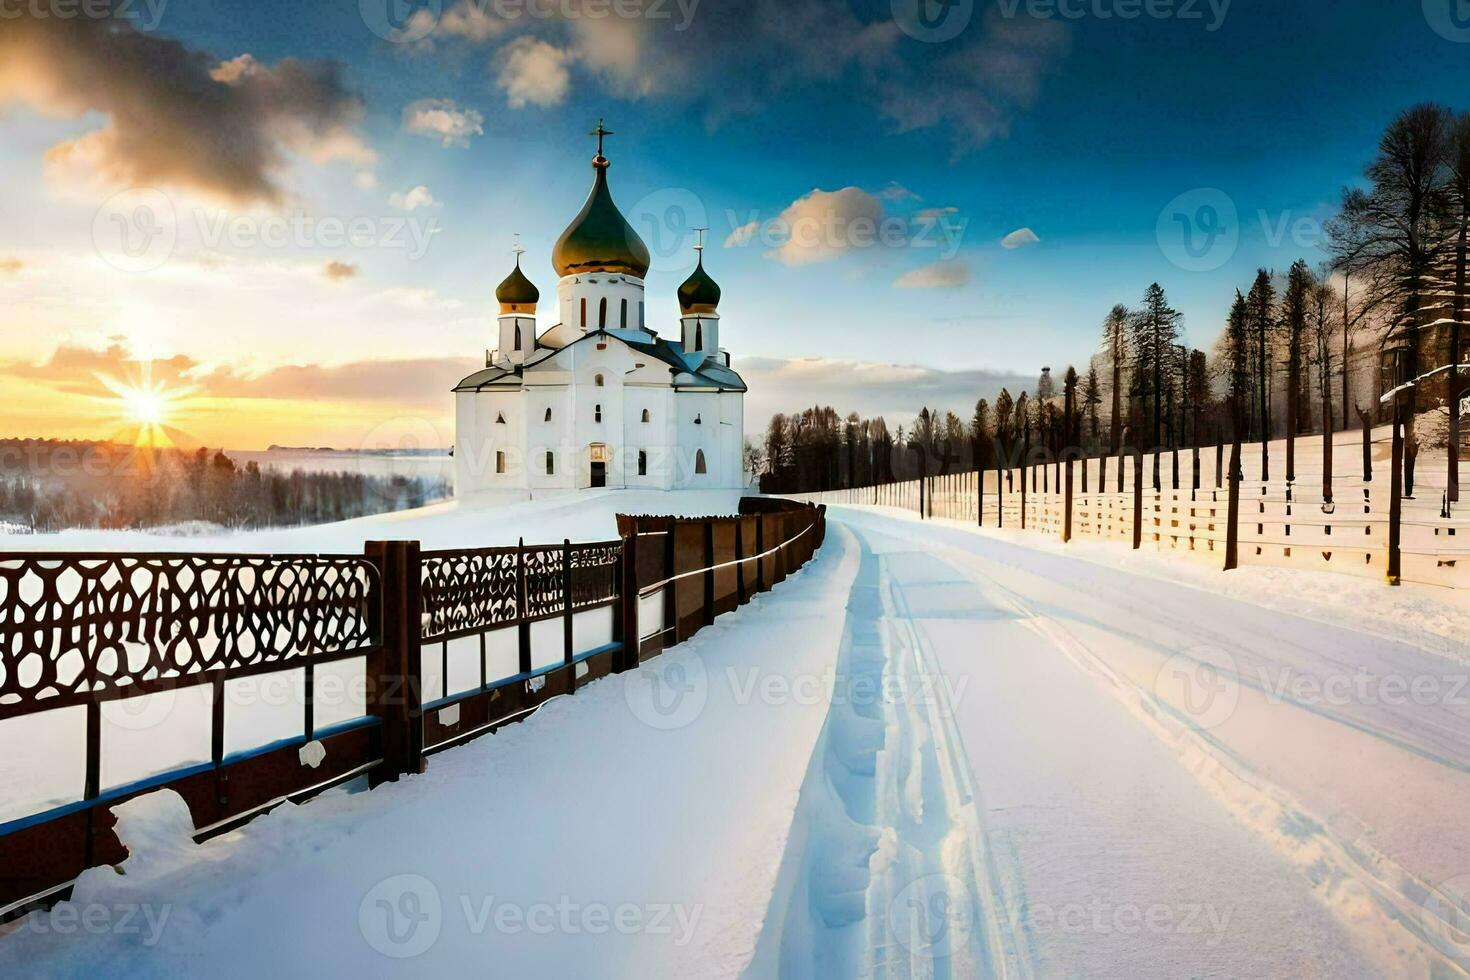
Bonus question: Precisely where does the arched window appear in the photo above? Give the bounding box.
[637,450,648,476]
[693,413,702,425]
[638,301,645,330]
[514,324,522,351]
[640,409,650,423]
[599,297,607,329]
[620,298,628,329]
[545,451,555,475]
[594,373,605,387]
[580,298,587,328]
[495,412,506,424]
[496,451,506,474]
[544,407,552,422]
[695,449,707,475]
[595,404,602,423]
[695,321,703,350]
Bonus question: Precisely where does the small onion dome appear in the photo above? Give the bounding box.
[677,254,721,314]
[552,153,651,279]
[496,256,539,313]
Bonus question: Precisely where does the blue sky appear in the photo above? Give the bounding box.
[3,1,1469,446]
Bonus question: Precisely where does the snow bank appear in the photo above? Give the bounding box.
[0,521,860,979]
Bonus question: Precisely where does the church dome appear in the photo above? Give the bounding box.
[552,149,651,279]
[496,255,539,310]
[677,254,721,314]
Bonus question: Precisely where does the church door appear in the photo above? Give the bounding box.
[591,462,607,488]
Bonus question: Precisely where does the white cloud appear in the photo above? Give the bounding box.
[495,37,572,109]
[402,98,485,148]
[894,260,970,289]
[915,206,958,220]
[1001,227,1040,249]
[388,185,439,211]
[724,221,760,248]
[878,181,920,202]
[768,187,885,266]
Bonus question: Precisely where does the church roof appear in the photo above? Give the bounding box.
[495,255,539,307]
[551,133,650,279]
[453,329,746,393]
[677,254,721,314]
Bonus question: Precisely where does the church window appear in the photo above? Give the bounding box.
[580,298,587,327]
[495,412,506,424]
[641,409,650,423]
[695,321,703,350]
[514,325,522,351]
[546,451,555,475]
[638,450,648,476]
[694,413,702,425]
[496,451,506,474]
[695,449,707,475]
[595,404,603,423]
[620,298,628,329]
[544,407,552,422]
[599,297,608,329]
[595,373,605,387]
[639,301,645,330]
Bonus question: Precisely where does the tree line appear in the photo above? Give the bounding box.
[758,103,1469,500]
[0,440,450,532]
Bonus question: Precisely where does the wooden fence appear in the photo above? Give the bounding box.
[0,498,825,915]
[801,440,1470,590]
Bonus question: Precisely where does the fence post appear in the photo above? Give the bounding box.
[1064,455,1074,544]
[735,517,746,605]
[703,520,716,627]
[1132,450,1144,550]
[1225,436,1242,571]
[516,538,532,675]
[617,527,639,671]
[562,539,574,689]
[365,540,424,787]
[663,523,678,641]
[1388,408,1404,586]
[919,473,926,520]
[1020,461,1028,530]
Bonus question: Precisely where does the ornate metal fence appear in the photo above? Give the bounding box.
[0,499,826,916]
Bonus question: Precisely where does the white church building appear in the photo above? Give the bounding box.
[453,124,747,496]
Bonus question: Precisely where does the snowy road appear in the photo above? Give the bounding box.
[767,507,1470,978]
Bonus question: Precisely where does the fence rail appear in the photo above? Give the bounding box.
[0,498,825,916]
[799,440,1470,590]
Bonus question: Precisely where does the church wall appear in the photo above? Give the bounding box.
[622,386,677,490]
[556,274,646,335]
[455,388,527,493]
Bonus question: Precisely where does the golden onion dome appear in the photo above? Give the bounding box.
[495,255,539,312]
[677,254,721,314]
[551,151,651,279]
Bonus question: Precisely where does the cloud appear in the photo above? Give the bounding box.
[322,261,358,281]
[437,0,514,43]
[388,185,439,211]
[724,221,760,248]
[878,182,920,202]
[0,17,372,204]
[495,37,573,109]
[402,98,485,147]
[894,260,970,289]
[916,206,958,220]
[741,355,1033,429]
[1001,227,1041,249]
[769,187,886,266]
[0,259,23,275]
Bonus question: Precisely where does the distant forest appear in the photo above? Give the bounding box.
[0,440,451,533]
[757,102,1470,498]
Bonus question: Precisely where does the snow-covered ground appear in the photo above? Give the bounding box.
[6,499,1470,977]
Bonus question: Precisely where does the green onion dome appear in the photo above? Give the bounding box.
[496,256,539,312]
[677,254,721,314]
[551,153,651,279]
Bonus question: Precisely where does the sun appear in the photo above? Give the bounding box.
[95,364,196,449]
